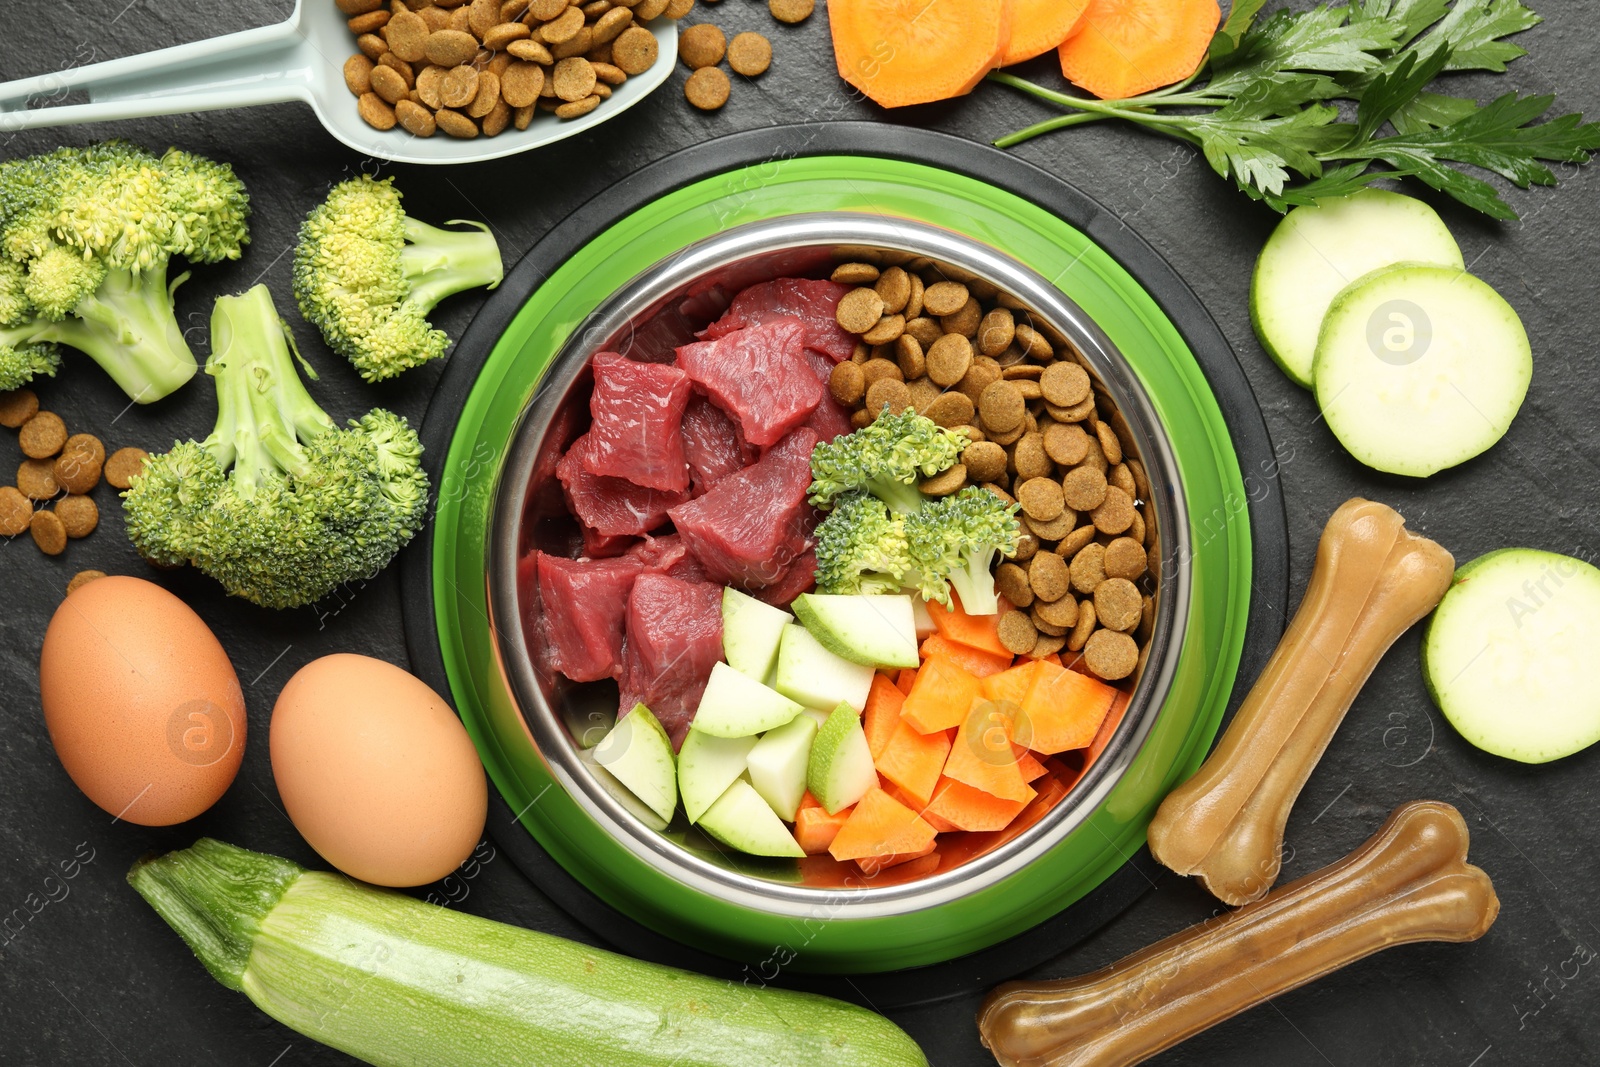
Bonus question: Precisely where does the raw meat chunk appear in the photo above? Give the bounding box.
[582,352,692,492]
[675,318,822,447]
[618,574,724,748]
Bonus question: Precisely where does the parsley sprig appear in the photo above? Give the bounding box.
[992,0,1599,219]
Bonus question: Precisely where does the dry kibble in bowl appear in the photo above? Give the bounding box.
[678,23,726,68]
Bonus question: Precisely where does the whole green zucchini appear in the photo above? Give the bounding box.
[129,839,928,1067]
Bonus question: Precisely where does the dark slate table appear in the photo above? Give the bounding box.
[3,1,1596,1063]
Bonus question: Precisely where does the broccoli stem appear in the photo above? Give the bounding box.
[949,549,1001,616]
[204,286,334,495]
[2,265,197,403]
[399,218,503,313]
[872,478,928,517]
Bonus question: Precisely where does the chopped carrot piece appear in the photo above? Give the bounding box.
[927,776,1036,831]
[894,667,918,695]
[942,703,1032,801]
[980,659,1046,705]
[876,719,953,808]
[1019,660,1118,753]
[1058,0,1222,100]
[920,633,1013,677]
[830,0,1014,109]
[1015,747,1049,783]
[829,788,938,862]
[901,656,982,734]
[863,673,906,760]
[856,840,938,876]
[1000,0,1090,65]
[795,793,854,855]
[926,594,1012,658]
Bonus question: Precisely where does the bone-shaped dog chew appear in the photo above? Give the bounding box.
[978,801,1498,1067]
[1147,498,1455,905]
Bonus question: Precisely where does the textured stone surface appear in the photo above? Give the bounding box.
[1,0,1597,1062]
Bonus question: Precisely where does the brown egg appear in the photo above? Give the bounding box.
[39,576,246,825]
[270,654,487,887]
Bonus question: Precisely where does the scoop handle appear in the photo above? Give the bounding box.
[0,12,308,132]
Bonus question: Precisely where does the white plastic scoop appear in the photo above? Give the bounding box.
[0,0,677,165]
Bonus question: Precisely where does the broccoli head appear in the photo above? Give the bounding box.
[905,485,1022,615]
[292,175,504,383]
[0,142,249,400]
[808,407,970,515]
[814,490,915,596]
[122,284,429,609]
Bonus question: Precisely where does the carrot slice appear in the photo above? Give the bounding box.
[829,0,1015,109]
[926,594,1012,658]
[980,659,1046,705]
[1019,660,1118,753]
[1000,0,1090,65]
[901,656,982,734]
[942,703,1032,801]
[894,667,918,695]
[920,633,1013,678]
[1058,0,1221,100]
[927,776,1036,831]
[876,719,953,807]
[1015,746,1049,783]
[856,840,938,876]
[829,787,938,861]
[795,792,854,855]
[863,673,906,760]
[1083,686,1131,767]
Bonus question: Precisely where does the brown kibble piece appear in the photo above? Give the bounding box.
[678,23,726,68]
[921,464,967,497]
[989,422,1026,448]
[416,64,446,107]
[53,447,102,495]
[435,107,480,136]
[347,10,392,34]
[1095,419,1124,466]
[1043,422,1091,467]
[419,5,453,31]
[528,0,567,17]
[635,0,670,17]
[513,101,537,129]
[906,376,942,414]
[977,307,1014,357]
[1129,509,1145,546]
[1014,321,1052,361]
[369,62,410,103]
[997,610,1038,656]
[850,408,875,430]
[874,266,910,313]
[862,314,905,346]
[1109,461,1136,497]
[20,411,67,458]
[864,377,911,417]
[1083,628,1138,680]
[18,458,59,499]
[387,9,430,61]
[860,357,902,388]
[1028,550,1071,602]
[1062,464,1108,512]
[836,288,885,334]
[1125,457,1150,503]
[0,485,30,536]
[1058,524,1097,560]
[1011,530,1039,563]
[924,391,975,430]
[441,63,480,106]
[594,7,636,45]
[1002,363,1043,381]
[67,569,107,595]
[941,296,982,339]
[995,562,1033,609]
[1039,361,1091,407]
[55,494,98,539]
[501,61,545,105]
[481,98,512,134]
[509,38,557,63]
[395,98,439,135]
[1050,395,1097,425]
[541,5,586,41]
[551,56,596,100]
[357,32,389,59]
[903,315,941,347]
[1029,632,1067,659]
[978,380,1025,434]
[1103,536,1147,581]
[1017,476,1064,522]
[1033,591,1078,629]
[920,281,968,317]
[904,272,924,318]
[338,0,385,14]
[1070,541,1107,595]
[961,441,1007,484]
[555,93,602,117]
[829,361,865,406]
[956,359,1001,404]
[359,92,398,128]
[591,59,627,83]
[832,262,880,286]
[924,333,973,387]
[1091,485,1135,535]
[895,334,925,380]
[467,70,502,115]
[1012,432,1052,481]
[1067,599,1097,653]
[0,389,40,428]
[1094,577,1142,633]
[468,0,501,36]
[484,21,533,49]
[1032,613,1068,638]
[664,0,694,16]
[768,0,813,21]
[30,509,66,555]
[103,447,148,490]
[345,53,375,95]
[1023,511,1073,542]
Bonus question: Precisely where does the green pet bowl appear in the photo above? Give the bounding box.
[403,125,1286,993]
